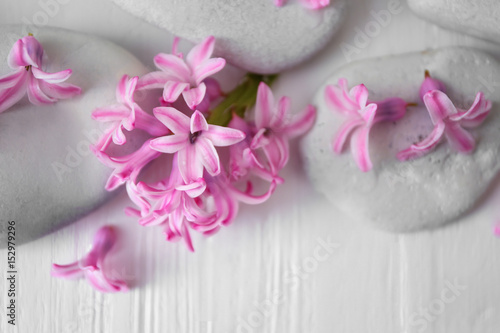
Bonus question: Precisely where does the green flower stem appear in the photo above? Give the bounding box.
[207,73,278,126]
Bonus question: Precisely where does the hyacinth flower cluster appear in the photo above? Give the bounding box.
[326,72,491,171]
[274,0,330,9]
[0,34,81,113]
[88,36,316,256]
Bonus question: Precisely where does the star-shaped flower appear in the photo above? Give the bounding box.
[149,108,245,184]
[250,82,316,175]
[325,78,407,171]
[137,36,225,110]
[52,226,128,293]
[0,34,81,113]
[92,75,168,151]
[397,90,491,161]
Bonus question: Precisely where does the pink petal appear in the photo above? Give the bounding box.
[204,124,246,146]
[325,81,358,115]
[176,178,207,198]
[186,36,216,69]
[8,36,43,68]
[116,75,137,106]
[153,106,190,134]
[0,68,26,89]
[255,82,275,128]
[193,58,226,85]
[92,104,131,122]
[250,128,271,150]
[449,92,491,127]
[423,90,456,123]
[190,110,209,133]
[350,84,369,108]
[444,123,475,153]
[231,180,277,205]
[282,104,317,138]
[397,121,446,161]
[134,106,169,136]
[360,103,378,126]
[136,71,172,90]
[31,67,72,83]
[51,262,84,279]
[270,96,290,129]
[274,0,286,6]
[177,145,204,182]
[331,117,364,153]
[163,81,189,103]
[183,83,206,110]
[39,81,81,100]
[0,71,27,113]
[196,137,221,176]
[150,134,188,153]
[154,53,191,82]
[27,75,57,105]
[299,0,330,9]
[350,126,373,172]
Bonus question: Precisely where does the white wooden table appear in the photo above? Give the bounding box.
[1,0,500,332]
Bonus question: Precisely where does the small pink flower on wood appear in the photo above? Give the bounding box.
[0,34,81,114]
[326,78,407,172]
[137,36,225,110]
[52,226,128,293]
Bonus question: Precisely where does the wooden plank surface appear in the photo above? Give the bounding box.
[1,0,500,332]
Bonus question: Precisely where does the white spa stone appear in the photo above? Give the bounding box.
[408,0,500,44]
[301,47,500,232]
[0,25,150,247]
[107,0,346,74]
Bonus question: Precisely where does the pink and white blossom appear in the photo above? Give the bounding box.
[149,107,245,183]
[0,35,81,114]
[250,82,316,176]
[137,36,226,110]
[92,75,168,151]
[397,90,491,161]
[325,78,407,172]
[52,226,128,293]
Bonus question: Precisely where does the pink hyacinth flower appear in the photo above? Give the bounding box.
[397,90,491,161]
[92,75,168,151]
[52,226,128,293]
[250,82,316,175]
[325,78,407,172]
[137,36,226,110]
[0,35,81,114]
[149,107,245,184]
[93,139,161,191]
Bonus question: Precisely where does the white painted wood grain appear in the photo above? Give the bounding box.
[1,0,500,332]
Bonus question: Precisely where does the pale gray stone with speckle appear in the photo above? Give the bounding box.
[301,47,500,232]
[408,0,500,44]
[107,0,346,74]
[0,25,149,247]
